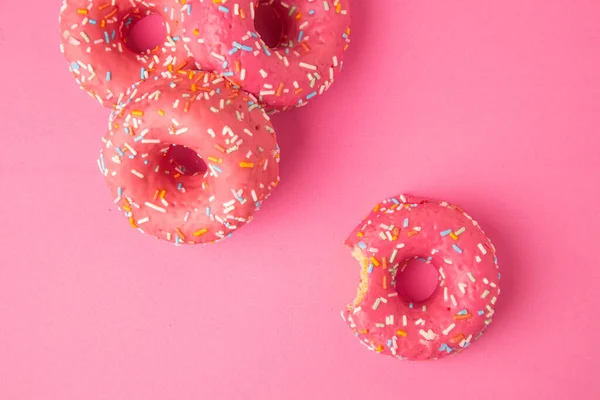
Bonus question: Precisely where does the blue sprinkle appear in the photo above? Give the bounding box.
[367,264,374,274]
[440,229,452,236]
[140,68,146,80]
[99,154,106,171]
[128,155,134,159]
[206,207,211,216]
[228,47,239,55]
[241,44,253,52]
[218,5,230,12]
[187,5,192,15]
[478,310,484,316]
[111,30,116,40]
[392,197,400,204]
[308,9,315,15]
[175,236,180,245]
[403,218,409,228]
[134,135,144,142]
[357,241,367,249]
[172,36,180,41]
[213,165,222,173]
[104,31,110,43]
[89,19,97,25]
[216,88,221,94]
[297,30,304,42]
[261,43,272,56]
[177,183,183,190]
[117,187,123,197]
[124,127,130,134]
[306,91,317,100]
[387,339,393,347]
[222,71,234,77]
[409,303,414,309]
[106,71,111,81]
[457,309,468,315]
[250,32,259,38]
[452,244,463,254]
[115,147,124,157]
[144,160,149,165]
[71,62,80,71]
[222,61,229,69]
[498,272,501,280]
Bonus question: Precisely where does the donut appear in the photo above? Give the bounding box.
[180,0,351,110]
[59,0,194,108]
[98,70,281,244]
[341,195,501,360]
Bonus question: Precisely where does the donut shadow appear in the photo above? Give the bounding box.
[270,108,308,183]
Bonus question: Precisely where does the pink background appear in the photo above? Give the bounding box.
[1,0,600,399]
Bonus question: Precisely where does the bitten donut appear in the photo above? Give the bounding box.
[342,195,500,360]
[98,71,281,244]
[59,0,194,108]
[181,0,351,110]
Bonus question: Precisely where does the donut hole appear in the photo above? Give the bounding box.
[254,2,284,48]
[123,13,167,54]
[162,145,208,176]
[396,259,440,303]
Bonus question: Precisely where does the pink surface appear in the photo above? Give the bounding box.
[1,0,600,399]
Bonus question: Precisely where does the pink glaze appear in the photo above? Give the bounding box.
[98,71,281,244]
[59,0,194,108]
[180,0,351,110]
[342,195,501,361]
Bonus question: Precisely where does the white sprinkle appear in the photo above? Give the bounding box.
[450,294,457,306]
[259,69,268,78]
[419,329,436,341]
[402,315,407,326]
[137,217,150,225]
[372,298,381,310]
[458,282,467,294]
[444,287,448,301]
[299,62,317,70]
[439,267,446,279]
[481,289,490,299]
[144,202,166,213]
[442,323,456,335]
[131,169,144,179]
[443,258,453,265]
[478,243,487,255]
[415,318,425,326]
[467,272,476,282]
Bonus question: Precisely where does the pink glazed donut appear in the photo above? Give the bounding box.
[59,0,194,108]
[98,71,281,244]
[342,195,501,360]
[181,0,351,110]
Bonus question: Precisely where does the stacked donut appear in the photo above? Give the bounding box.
[59,0,351,244]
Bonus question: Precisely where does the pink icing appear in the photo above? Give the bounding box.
[180,0,351,110]
[99,71,281,244]
[59,0,194,108]
[342,195,501,360]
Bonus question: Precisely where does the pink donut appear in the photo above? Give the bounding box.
[59,0,194,108]
[98,71,281,244]
[342,195,501,360]
[180,0,351,110]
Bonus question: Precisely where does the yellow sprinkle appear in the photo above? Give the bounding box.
[373,204,380,212]
[239,162,255,168]
[450,232,459,240]
[77,8,88,14]
[370,257,380,267]
[132,110,144,117]
[396,330,407,337]
[160,190,167,199]
[193,228,208,237]
[375,345,384,353]
[356,231,364,237]
[129,217,137,228]
[193,28,200,36]
[158,109,165,116]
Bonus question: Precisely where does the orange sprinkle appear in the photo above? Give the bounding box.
[356,231,364,237]
[77,8,88,14]
[408,230,420,237]
[383,276,387,289]
[105,8,118,20]
[375,345,384,353]
[176,228,186,240]
[240,8,246,19]
[396,330,407,337]
[173,173,181,179]
[131,110,144,117]
[235,60,242,73]
[373,203,380,212]
[129,218,137,228]
[451,334,465,343]
[275,82,285,97]
[382,257,387,270]
[160,190,167,199]
[158,109,165,116]
[450,232,459,240]
[239,162,255,168]
[193,228,208,237]
[296,13,302,20]
[153,190,160,200]
[454,314,472,320]
[336,3,342,13]
[370,257,380,267]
